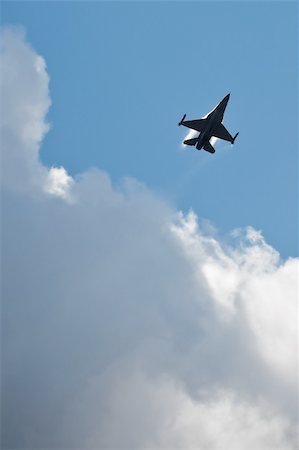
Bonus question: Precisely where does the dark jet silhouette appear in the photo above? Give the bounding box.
[178,94,239,154]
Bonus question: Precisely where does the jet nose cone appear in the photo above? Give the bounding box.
[217,93,230,112]
[220,93,230,107]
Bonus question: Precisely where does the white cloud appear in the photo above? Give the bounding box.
[0,26,73,199]
[1,26,298,449]
[243,259,298,387]
[172,211,298,390]
[82,372,294,450]
[44,166,74,201]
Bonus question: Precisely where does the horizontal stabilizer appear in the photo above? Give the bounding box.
[184,138,198,146]
[203,141,215,154]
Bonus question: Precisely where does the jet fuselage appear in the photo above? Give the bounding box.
[195,95,229,150]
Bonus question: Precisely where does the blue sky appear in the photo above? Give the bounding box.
[2,1,298,257]
[2,4,298,448]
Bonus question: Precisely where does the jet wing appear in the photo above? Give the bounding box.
[181,118,207,132]
[212,123,234,142]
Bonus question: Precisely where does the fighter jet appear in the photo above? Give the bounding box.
[178,94,239,154]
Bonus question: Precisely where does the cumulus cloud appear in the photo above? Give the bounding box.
[70,370,294,449]
[0,26,73,198]
[172,213,298,391]
[1,26,298,449]
[45,166,74,200]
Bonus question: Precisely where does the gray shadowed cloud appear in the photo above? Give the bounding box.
[1,26,298,449]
